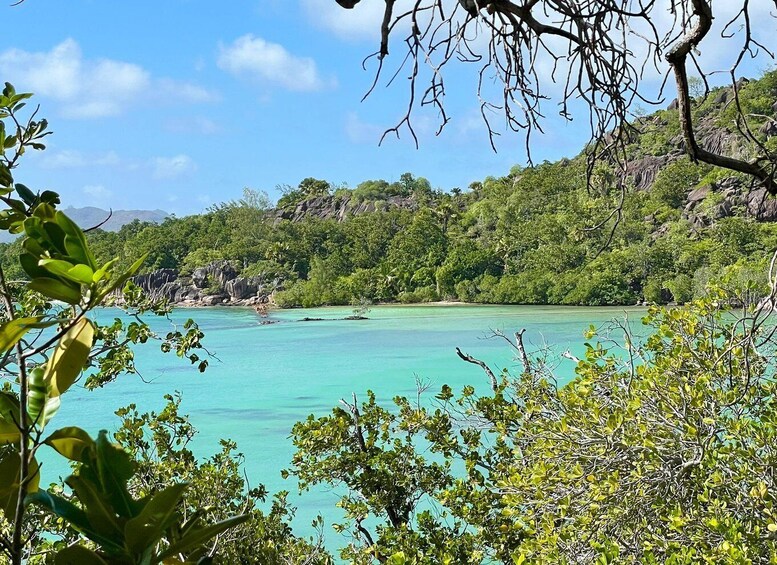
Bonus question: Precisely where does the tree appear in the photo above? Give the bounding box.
[334,0,777,192]
[290,277,777,562]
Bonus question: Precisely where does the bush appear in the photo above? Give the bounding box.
[289,295,777,563]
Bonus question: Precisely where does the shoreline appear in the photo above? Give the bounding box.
[161,299,655,311]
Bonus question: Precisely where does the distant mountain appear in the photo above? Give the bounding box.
[0,206,169,243]
[62,207,170,232]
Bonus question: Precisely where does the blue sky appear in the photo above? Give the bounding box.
[0,1,774,215]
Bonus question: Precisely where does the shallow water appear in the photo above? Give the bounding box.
[52,304,646,545]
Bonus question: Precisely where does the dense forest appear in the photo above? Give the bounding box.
[4,71,774,309]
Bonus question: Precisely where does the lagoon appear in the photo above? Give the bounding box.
[54,304,645,543]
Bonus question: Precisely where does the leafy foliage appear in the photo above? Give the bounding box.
[289,292,777,563]
[0,85,251,565]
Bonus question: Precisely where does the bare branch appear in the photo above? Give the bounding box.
[456,346,498,391]
[338,0,777,193]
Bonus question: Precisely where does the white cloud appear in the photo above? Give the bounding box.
[82,184,111,198]
[0,39,217,118]
[81,184,113,207]
[217,34,331,91]
[152,154,197,180]
[156,79,216,103]
[42,149,121,169]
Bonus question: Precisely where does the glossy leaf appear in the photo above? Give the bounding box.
[44,318,95,397]
[96,253,147,303]
[0,162,11,186]
[92,430,137,518]
[66,475,124,541]
[55,211,96,269]
[39,258,94,285]
[157,514,250,561]
[44,426,94,463]
[0,316,49,352]
[0,392,20,445]
[0,452,39,519]
[28,277,82,304]
[14,184,35,206]
[27,489,123,553]
[125,483,187,555]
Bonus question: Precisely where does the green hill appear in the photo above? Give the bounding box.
[8,72,777,308]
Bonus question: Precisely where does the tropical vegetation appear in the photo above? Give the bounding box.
[2,68,777,564]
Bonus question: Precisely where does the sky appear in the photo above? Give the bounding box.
[0,1,775,215]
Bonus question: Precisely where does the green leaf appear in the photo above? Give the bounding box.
[388,552,407,565]
[43,221,68,254]
[28,277,82,304]
[26,489,118,550]
[92,431,137,519]
[15,183,36,206]
[22,215,45,239]
[19,251,49,281]
[66,475,124,541]
[125,483,187,555]
[0,452,39,519]
[0,423,20,447]
[0,451,21,519]
[156,514,250,561]
[32,202,56,221]
[44,426,95,463]
[68,264,96,285]
[39,259,94,285]
[44,317,95,397]
[0,162,12,187]
[92,258,116,283]
[0,316,49,352]
[22,235,46,257]
[54,545,108,565]
[96,253,147,302]
[55,211,96,269]
[0,392,20,445]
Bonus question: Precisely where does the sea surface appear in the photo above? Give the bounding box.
[52,304,646,546]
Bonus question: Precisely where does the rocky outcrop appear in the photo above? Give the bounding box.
[132,261,278,307]
[274,194,417,224]
[625,154,675,191]
[680,175,777,227]
[133,269,178,297]
[747,188,777,221]
[192,260,238,289]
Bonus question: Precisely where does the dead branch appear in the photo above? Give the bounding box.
[456,346,498,391]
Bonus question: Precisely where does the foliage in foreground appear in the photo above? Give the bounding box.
[289,289,777,564]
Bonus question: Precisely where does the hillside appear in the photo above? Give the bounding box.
[7,72,777,308]
[62,206,169,231]
[0,206,169,243]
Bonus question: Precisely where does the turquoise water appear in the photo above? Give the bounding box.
[52,304,645,544]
